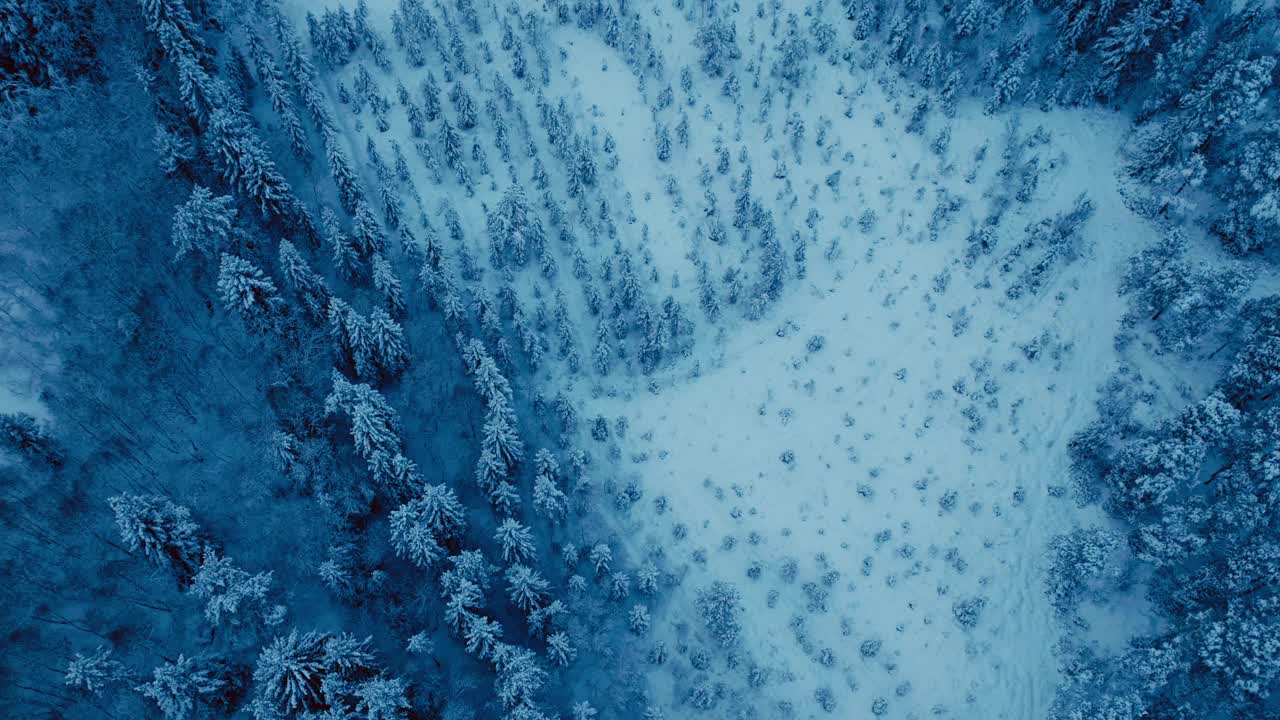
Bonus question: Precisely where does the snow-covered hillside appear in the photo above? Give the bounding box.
[3,0,1279,719]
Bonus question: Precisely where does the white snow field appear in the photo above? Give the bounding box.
[576,79,1158,720]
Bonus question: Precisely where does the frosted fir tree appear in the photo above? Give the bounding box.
[1120,232,1251,354]
[0,412,63,466]
[278,239,331,323]
[450,83,477,129]
[353,676,410,720]
[1104,433,1206,520]
[252,630,328,716]
[1131,52,1274,211]
[172,186,236,260]
[325,134,365,213]
[246,30,309,160]
[217,254,284,331]
[476,447,508,496]
[272,11,331,128]
[205,107,294,218]
[444,549,498,591]
[482,396,525,470]
[463,614,504,659]
[492,644,548,711]
[561,543,579,572]
[172,52,224,125]
[310,7,356,68]
[370,158,403,231]
[637,563,660,595]
[227,44,256,99]
[487,184,545,267]
[475,292,503,346]
[514,308,545,369]
[1199,595,1280,705]
[571,701,599,720]
[318,544,358,599]
[325,372,402,464]
[65,647,127,695]
[328,298,375,378]
[252,630,383,718]
[393,483,467,549]
[382,452,424,498]
[505,564,550,612]
[532,473,568,521]
[591,320,612,376]
[1216,123,1280,253]
[654,124,671,162]
[367,307,410,378]
[628,604,651,635]
[154,125,196,177]
[137,654,228,720]
[109,493,203,582]
[350,201,387,258]
[589,542,612,576]
[440,116,471,188]
[489,480,522,516]
[321,207,362,280]
[608,571,631,601]
[1049,525,1121,614]
[526,599,565,640]
[495,518,536,564]
[191,550,283,629]
[696,581,743,647]
[1225,330,1280,409]
[466,338,516,404]
[546,631,575,667]
[773,14,810,89]
[694,17,741,77]
[388,507,445,568]
[443,577,484,635]
[419,72,442,121]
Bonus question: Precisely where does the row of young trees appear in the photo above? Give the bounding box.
[0,0,695,717]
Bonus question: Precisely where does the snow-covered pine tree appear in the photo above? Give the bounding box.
[389,503,446,568]
[495,518,536,564]
[205,106,295,218]
[64,647,126,696]
[367,307,410,377]
[0,412,63,467]
[172,186,236,261]
[108,493,203,583]
[278,239,332,323]
[246,29,309,160]
[217,253,284,332]
[546,631,575,667]
[463,614,504,659]
[190,550,282,629]
[694,17,741,77]
[487,184,544,267]
[505,564,550,612]
[138,654,230,720]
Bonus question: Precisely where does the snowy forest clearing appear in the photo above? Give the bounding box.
[588,96,1158,716]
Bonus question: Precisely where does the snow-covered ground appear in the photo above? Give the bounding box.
[584,91,1157,717]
